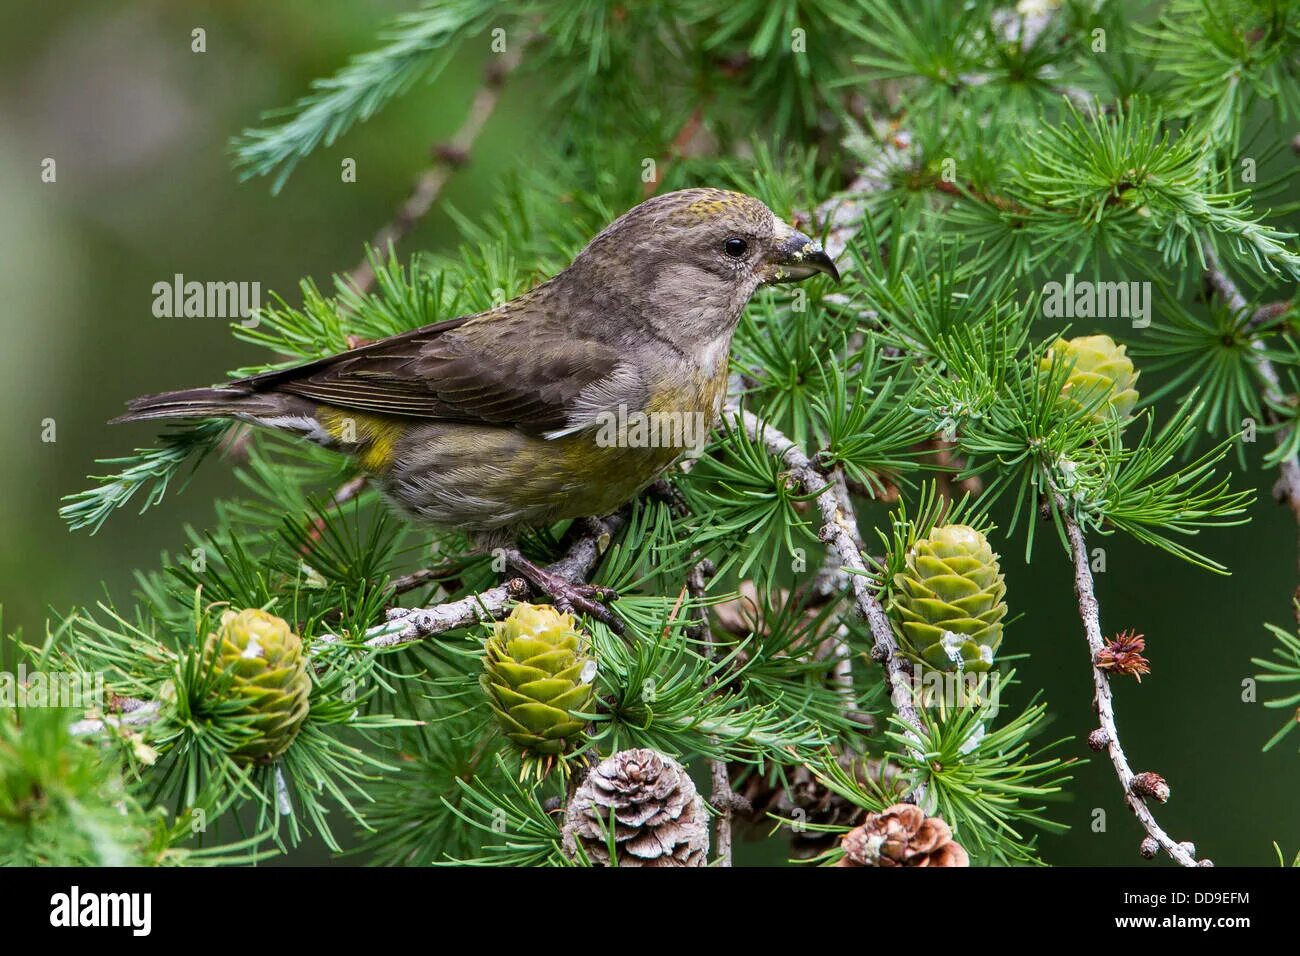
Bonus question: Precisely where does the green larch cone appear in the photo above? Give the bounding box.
[892,524,1008,673]
[481,603,594,757]
[1040,334,1140,420]
[203,608,312,763]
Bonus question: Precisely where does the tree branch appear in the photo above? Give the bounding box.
[687,558,749,866]
[384,555,480,599]
[1057,495,1207,867]
[728,406,927,800]
[810,470,870,712]
[74,513,621,741]
[319,512,625,649]
[345,39,528,293]
[1202,242,1300,574]
[70,698,160,737]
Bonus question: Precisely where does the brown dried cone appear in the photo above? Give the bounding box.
[562,749,708,867]
[1130,771,1170,803]
[734,756,906,859]
[836,803,970,867]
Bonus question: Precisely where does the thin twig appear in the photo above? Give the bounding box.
[70,698,160,737]
[811,470,868,710]
[797,171,921,727]
[1202,242,1300,574]
[932,178,1032,216]
[386,567,442,597]
[1253,354,1300,564]
[1057,495,1206,867]
[707,755,747,867]
[385,556,477,598]
[318,513,624,649]
[729,406,927,801]
[687,559,748,867]
[345,39,528,293]
[348,572,530,649]
[75,517,621,737]
[1201,243,1250,314]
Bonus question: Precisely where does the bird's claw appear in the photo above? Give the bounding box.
[645,478,690,517]
[550,582,623,634]
[502,551,623,633]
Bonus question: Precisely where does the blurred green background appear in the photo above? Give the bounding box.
[1,1,1297,865]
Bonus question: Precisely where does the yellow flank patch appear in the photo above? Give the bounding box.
[647,360,729,414]
[317,407,404,473]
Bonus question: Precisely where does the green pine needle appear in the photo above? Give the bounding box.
[60,420,232,534]
[229,0,496,193]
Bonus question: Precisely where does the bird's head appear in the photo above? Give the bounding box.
[564,188,840,342]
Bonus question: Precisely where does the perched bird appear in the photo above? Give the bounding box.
[115,188,839,624]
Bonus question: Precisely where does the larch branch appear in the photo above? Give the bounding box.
[320,512,624,650]
[1202,241,1300,572]
[1057,495,1206,867]
[346,39,527,293]
[728,405,927,800]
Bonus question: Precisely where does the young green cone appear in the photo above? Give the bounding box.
[1040,334,1140,420]
[203,609,312,763]
[892,524,1007,672]
[480,603,594,757]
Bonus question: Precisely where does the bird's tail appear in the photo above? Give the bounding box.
[111,386,298,425]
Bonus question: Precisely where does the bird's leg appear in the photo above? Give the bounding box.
[499,547,623,633]
[645,477,690,517]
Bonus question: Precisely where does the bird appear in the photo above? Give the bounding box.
[114,188,840,627]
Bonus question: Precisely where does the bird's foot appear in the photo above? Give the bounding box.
[503,550,623,634]
[645,477,690,517]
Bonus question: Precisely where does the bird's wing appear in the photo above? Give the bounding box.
[236,313,644,436]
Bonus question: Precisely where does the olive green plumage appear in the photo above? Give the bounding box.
[891,524,1008,673]
[203,609,312,763]
[1040,334,1140,420]
[480,603,594,756]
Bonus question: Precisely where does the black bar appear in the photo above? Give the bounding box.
[0,865,1279,940]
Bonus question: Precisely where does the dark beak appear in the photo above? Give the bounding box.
[762,222,841,285]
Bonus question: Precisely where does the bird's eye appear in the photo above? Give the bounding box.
[723,237,748,259]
